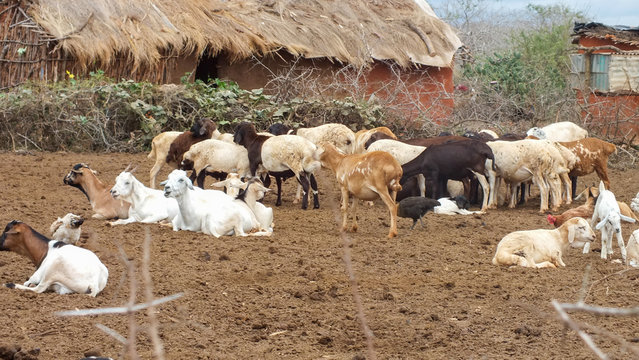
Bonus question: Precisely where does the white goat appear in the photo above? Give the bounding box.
[162,170,271,237]
[590,181,636,261]
[526,121,588,142]
[109,170,179,226]
[50,213,84,244]
[1,220,108,296]
[492,217,595,268]
[161,170,234,232]
[211,173,275,233]
[211,173,245,198]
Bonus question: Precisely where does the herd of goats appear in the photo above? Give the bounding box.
[2,118,639,298]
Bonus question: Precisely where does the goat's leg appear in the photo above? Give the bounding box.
[275,175,283,206]
[560,173,572,205]
[418,174,426,197]
[471,171,490,211]
[349,197,359,232]
[616,231,627,262]
[378,189,399,238]
[340,188,350,232]
[600,232,609,259]
[309,173,320,209]
[196,170,206,188]
[570,175,579,200]
[297,173,310,210]
[149,159,165,189]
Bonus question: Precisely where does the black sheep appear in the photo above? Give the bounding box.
[397,197,440,229]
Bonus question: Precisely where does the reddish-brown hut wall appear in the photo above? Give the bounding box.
[575,36,639,143]
[216,53,454,122]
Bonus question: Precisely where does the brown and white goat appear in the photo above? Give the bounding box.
[559,137,616,199]
[320,143,403,238]
[64,163,130,219]
[1,220,108,296]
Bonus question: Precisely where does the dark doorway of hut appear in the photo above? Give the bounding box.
[194,51,219,84]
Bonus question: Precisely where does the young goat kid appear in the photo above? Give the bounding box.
[50,213,84,244]
[590,181,636,261]
[1,220,108,296]
[492,217,595,268]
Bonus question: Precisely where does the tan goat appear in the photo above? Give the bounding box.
[63,163,130,220]
[319,143,403,238]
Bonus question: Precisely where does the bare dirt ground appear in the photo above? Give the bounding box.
[1,151,639,360]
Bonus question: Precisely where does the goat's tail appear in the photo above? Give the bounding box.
[389,178,402,194]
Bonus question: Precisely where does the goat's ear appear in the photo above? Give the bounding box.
[595,214,609,230]
[187,180,194,190]
[620,214,636,223]
[210,181,226,188]
[567,225,575,243]
[598,181,606,193]
[159,180,168,186]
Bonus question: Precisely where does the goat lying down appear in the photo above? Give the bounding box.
[162,170,272,237]
[434,197,482,215]
[50,213,84,244]
[492,217,595,268]
[1,220,108,296]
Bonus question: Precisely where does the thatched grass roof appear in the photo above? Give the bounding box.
[27,0,461,69]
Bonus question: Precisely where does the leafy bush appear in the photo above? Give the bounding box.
[0,73,390,152]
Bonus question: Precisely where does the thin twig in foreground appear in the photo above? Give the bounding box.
[551,300,608,360]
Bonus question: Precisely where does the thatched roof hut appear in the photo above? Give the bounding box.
[1,0,460,82]
[1,0,461,120]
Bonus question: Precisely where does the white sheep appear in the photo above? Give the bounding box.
[486,139,569,212]
[181,139,253,187]
[492,217,595,268]
[297,123,356,154]
[50,213,84,244]
[526,121,588,142]
[109,169,179,226]
[234,122,321,209]
[590,181,636,261]
[1,220,108,296]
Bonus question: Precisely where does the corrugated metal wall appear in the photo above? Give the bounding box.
[610,55,639,92]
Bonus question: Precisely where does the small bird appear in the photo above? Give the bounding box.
[397,196,440,229]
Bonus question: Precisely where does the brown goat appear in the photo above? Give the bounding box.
[64,163,130,219]
[320,143,403,238]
